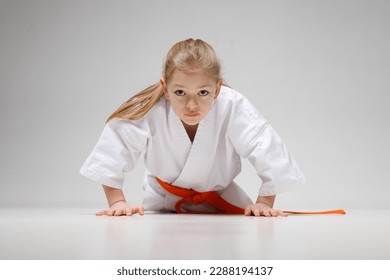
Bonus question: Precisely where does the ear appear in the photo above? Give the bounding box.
[213,79,223,100]
[160,78,169,100]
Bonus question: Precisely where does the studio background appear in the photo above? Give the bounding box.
[0,0,388,211]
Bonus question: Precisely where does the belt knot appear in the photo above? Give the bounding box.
[188,192,211,205]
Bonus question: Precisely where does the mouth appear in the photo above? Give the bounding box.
[184,113,200,117]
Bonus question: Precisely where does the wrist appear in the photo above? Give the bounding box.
[256,195,276,208]
[256,201,272,208]
[109,199,126,207]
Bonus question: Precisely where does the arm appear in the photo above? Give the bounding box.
[244,195,287,217]
[96,185,144,216]
[103,185,127,207]
[226,96,303,217]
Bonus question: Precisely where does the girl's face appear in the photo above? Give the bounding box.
[161,69,223,126]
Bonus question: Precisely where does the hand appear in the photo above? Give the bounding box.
[96,200,144,216]
[244,202,287,217]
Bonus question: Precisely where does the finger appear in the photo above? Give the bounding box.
[104,210,114,216]
[244,205,252,216]
[107,210,114,216]
[263,210,271,217]
[114,210,124,216]
[279,210,288,217]
[138,206,144,215]
[269,209,277,217]
[96,210,106,216]
[125,209,133,216]
[272,209,287,217]
[254,209,261,217]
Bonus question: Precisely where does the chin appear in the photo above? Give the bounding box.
[182,120,200,126]
[182,117,201,126]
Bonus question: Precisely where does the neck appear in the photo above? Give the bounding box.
[181,121,199,143]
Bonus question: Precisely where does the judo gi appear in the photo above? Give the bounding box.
[80,86,305,213]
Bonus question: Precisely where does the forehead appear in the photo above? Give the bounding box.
[168,69,215,88]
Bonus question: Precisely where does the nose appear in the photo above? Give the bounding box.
[185,96,198,111]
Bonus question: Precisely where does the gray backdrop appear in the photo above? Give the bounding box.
[0,0,389,210]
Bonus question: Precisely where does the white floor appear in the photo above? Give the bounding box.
[0,207,389,260]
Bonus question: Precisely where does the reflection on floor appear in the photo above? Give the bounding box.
[0,208,389,259]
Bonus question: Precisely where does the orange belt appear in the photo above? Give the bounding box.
[156,177,346,215]
[284,209,346,215]
[156,177,244,214]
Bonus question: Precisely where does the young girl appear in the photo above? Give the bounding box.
[80,38,305,217]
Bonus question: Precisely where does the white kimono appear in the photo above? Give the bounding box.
[80,86,305,212]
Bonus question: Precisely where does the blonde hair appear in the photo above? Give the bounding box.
[107,38,222,122]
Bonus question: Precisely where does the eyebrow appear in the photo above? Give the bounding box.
[173,84,211,88]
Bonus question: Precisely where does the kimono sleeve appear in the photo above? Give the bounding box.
[227,96,306,196]
[79,118,149,189]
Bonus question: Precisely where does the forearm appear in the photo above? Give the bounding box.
[102,185,126,207]
[256,195,276,208]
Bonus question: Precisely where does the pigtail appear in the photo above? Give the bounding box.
[106,83,164,123]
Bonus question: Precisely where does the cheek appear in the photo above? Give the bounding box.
[171,97,186,107]
[169,98,186,113]
[199,98,214,110]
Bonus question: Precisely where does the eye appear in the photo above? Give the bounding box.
[174,90,186,96]
[199,90,209,96]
